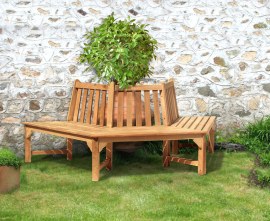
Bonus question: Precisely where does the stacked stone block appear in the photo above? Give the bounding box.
[1,0,270,155]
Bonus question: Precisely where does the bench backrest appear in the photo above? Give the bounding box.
[67,79,179,127]
[67,80,115,127]
[113,79,179,127]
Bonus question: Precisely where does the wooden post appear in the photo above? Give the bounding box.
[162,140,170,167]
[88,140,100,181]
[25,127,32,163]
[67,138,73,160]
[194,137,206,175]
[106,143,113,170]
[172,140,178,155]
[208,128,215,153]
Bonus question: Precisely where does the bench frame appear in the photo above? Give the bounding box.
[24,80,216,181]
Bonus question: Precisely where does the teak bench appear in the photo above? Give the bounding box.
[24,80,216,181]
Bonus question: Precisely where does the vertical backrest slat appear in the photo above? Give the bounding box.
[167,88,173,125]
[169,87,176,121]
[99,91,106,126]
[67,81,79,121]
[79,89,88,123]
[92,90,100,125]
[165,80,179,125]
[106,82,115,127]
[144,91,151,126]
[73,88,82,122]
[160,84,169,126]
[153,90,161,126]
[86,90,94,124]
[172,83,179,119]
[117,91,124,127]
[126,91,133,127]
[135,91,142,126]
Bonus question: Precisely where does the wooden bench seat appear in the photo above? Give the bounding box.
[24,80,216,181]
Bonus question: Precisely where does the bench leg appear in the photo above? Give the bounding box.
[106,143,113,171]
[163,140,170,167]
[208,128,215,153]
[172,140,178,155]
[67,138,73,160]
[87,140,100,181]
[194,137,206,175]
[25,127,32,163]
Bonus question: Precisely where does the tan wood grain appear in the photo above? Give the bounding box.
[135,91,142,126]
[126,91,133,127]
[153,90,161,126]
[144,91,151,126]
[86,90,94,124]
[73,88,82,122]
[92,90,100,125]
[79,89,88,123]
[117,91,124,127]
[99,91,106,126]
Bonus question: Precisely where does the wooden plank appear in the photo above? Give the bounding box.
[88,140,100,181]
[162,140,170,167]
[171,117,183,127]
[73,88,82,122]
[32,150,68,155]
[115,84,163,91]
[67,138,73,160]
[117,91,124,127]
[106,143,113,170]
[194,137,207,175]
[99,159,110,170]
[24,127,32,163]
[126,91,133,127]
[86,90,94,124]
[153,90,161,126]
[92,90,100,125]
[201,116,216,133]
[189,116,204,130]
[24,127,92,142]
[172,84,179,119]
[176,116,191,128]
[169,156,198,166]
[166,88,173,125]
[163,80,174,89]
[169,87,178,122]
[160,84,168,126]
[208,128,215,153]
[67,81,79,121]
[99,91,106,126]
[106,82,115,127]
[196,116,210,131]
[76,81,108,90]
[79,89,88,123]
[144,91,151,126]
[172,140,178,155]
[183,116,197,129]
[135,91,142,126]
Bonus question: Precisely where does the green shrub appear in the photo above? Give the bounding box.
[230,116,270,166]
[0,148,22,169]
[79,13,157,89]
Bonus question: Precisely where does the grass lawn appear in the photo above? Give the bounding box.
[1,150,270,221]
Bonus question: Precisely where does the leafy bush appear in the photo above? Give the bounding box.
[80,13,157,89]
[0,148,22,169]
[230,116,270,187]
[231,116,270,165]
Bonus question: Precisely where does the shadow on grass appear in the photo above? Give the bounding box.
[25,148,224,181]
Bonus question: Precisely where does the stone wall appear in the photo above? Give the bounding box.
[1,0,270,155]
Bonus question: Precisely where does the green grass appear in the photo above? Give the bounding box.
[1,151,270,221]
